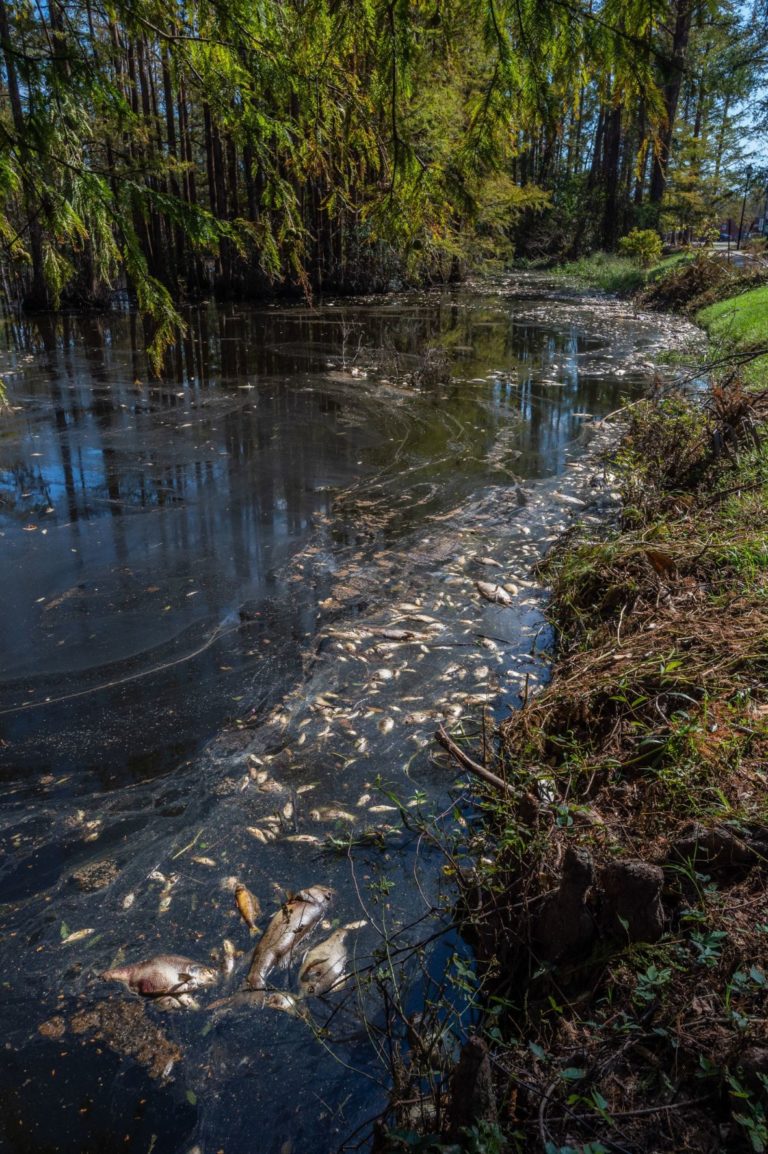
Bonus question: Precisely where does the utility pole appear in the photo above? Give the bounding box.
[737,165,753,251]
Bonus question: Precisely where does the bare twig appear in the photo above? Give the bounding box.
[434,725,513,795]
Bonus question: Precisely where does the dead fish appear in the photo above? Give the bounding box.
[309,806,355,824]
[152,993,200,1012]
[62,928,95,945]
[552,491,586,508]
[376,628,415,641]
[265,991,310,1019]
[477,557,502,568]
[191,856,216,867]
[298,922,366,998]
[246,886,334,992]
[101,954,218,996]
[284,833,322,845]
[221,939,238,976]
[235,883,261,934]
[377,717,395,735]
[476,581,514,606]
[246,826,273,844]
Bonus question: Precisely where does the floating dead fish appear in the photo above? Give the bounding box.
[284,834,322,845]
[62,928,95,945]
[246,886,334,993]
[309,806,355,823]
[376,628,416,641]
[298,922,366,998]
[377,717,395,735]
[102,955,218,996]
[246,827,272,844]
[121,893,135,911]
[552,491,586,508]
[152,993,200,1012]
[368,804,397,814]
[221,939,238,976]
[235,883,261,934]
[476,581,514,606]
[477,557,502,568]
[259,779,286,794]
[265,991,310,1019]
[158,875,178,915]
[191,856,216,867]
[373,668,394,681]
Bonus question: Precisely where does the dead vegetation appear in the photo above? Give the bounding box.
[637,252,768,315]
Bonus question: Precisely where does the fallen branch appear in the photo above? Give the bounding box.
[435,725,513,795]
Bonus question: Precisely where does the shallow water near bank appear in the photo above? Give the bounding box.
[0,275,701,1153]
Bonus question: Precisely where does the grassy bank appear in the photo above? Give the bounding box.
[699,284,768,388]
[379,282,768,1153]
[549,251,692,295]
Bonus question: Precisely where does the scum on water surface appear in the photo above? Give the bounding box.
[0,276,702,1154]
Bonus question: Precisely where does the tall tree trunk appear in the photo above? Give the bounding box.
[649,0,693,206]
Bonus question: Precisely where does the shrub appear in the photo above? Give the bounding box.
[618,228,663,268]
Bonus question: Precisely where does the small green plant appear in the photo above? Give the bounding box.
[728,1072,768,1152]
[618,228,663,268]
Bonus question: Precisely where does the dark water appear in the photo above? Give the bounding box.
[0,277,700,1153]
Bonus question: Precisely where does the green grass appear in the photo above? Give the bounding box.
[552,249,693,295]
[698,283,768,386]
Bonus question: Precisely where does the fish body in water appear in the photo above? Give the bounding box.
[246,886,334,991]
[265,991,310,1019]
[152,993,200,1012]
[235,883,261,933]
[101,954,218,996]
[220,939,238,976]
[476,581,514,606]
[298,922,366,998]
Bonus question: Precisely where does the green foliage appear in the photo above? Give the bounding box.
[618,229,663,268]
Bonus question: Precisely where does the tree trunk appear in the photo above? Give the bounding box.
[649,0,693,206]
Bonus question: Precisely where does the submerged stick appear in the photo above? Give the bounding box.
[435,725,513,795]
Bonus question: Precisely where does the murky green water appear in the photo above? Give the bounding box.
[0,276,699,1153]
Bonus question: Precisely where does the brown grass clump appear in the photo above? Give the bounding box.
[638,253,768,315]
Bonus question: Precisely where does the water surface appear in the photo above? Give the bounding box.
[0,276,699,1153]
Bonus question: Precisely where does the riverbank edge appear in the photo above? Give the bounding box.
[380,286,768,1152]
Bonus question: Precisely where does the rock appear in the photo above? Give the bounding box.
[533,847,596,962]
[447,1035,497,1140]
[669,824,757,872]
[599,859,664,943]
[738,1046,768,1093]
[71,859,119,892]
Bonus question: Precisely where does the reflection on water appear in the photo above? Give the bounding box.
[0,277,700,1154]
[0,282,667,783]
